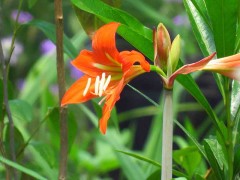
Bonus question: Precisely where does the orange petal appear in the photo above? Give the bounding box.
[61,75,96,106]
[168,52,216,87]
[71,50,113,77]
[92,22,121,65]
[99,78,124,134]
[119,50,150,72]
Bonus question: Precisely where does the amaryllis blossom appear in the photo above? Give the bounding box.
[170,53,240,84]
[61,22,150,134]
[153,23,240,89]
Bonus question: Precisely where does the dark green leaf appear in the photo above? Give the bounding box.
[28,0,38,8]
[205,0,239,57]
[147,169,161,180]
[203,139,227,180]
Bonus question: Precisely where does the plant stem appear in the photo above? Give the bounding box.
[54,1,68,179]
[0,3,17,179]
[161,89,173,180]
[224,78,233,180]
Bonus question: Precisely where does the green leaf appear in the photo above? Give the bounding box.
[183,0,215,56]
[71,0,153,60]
[73,0,121,36]
[183,0,226,102]
[25,20,78,59]
[173,146,202,177]
[203,138,227,180]
[235,22,240,53]
[147,169,161,180]
[0,155,47,180]
[28,0,38,8]
[19,31,87,104]
[77,104,145,180]
[116,150,189,178]
[231,80,240,145]
[5,126,25,158]
[205,0,239,57]
[233,147,240,178]
[0,79,3,120]
[176,74,225,139]
[9,99,33,123]
[174,120,207,160]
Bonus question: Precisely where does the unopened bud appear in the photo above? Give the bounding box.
[168,35,181,75]
[154,23,171,73]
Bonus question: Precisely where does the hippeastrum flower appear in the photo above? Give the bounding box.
[153,23,240,89]
[61,22,150,134]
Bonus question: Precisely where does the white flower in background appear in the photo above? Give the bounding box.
[1,36,23,65]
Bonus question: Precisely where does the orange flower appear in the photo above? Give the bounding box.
[61,22,150,134]
[169,53,240,87]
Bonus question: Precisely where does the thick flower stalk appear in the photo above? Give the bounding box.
[61,22,150,134]
[154,23,240,180]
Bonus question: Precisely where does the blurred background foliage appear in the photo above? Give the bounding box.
[0,0,236,179]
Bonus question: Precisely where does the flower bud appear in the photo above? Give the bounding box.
[168,35,181,75]
[154,23,171,73]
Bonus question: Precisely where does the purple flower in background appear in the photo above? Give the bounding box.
[40,39,55,54]
[69,63,84,80]
[1,36,23,65]
[16,79,25,91]
[11,10,33,24]
[173,15,189,26]
[50,84,59,96]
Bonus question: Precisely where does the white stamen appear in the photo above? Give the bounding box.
[95,76,100,95]
[103,75,111,91]
[98,96,107,105]
[98,73,106,97]
[83,78,92,96]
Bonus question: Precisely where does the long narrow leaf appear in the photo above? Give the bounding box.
[0,156,47,180]
[116,150,189,178]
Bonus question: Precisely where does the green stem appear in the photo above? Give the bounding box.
[161,89,173,180]
[150,65,166,77]
[225,78,233,180]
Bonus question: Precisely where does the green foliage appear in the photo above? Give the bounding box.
[1,0,239,179]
